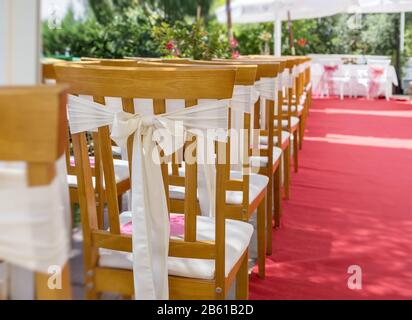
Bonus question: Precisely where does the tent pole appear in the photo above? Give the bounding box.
[0,0,41,300]
[400,11,405,53]
[274,19,282,56]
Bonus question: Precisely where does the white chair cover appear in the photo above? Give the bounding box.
[0,156,70,274]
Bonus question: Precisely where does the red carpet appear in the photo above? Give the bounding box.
[250,98,412,300]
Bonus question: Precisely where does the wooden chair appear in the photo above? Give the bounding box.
[166,60,286,235]
[214,59,291,206]
[42,62,131,226]
[0,85,72,300]
[243,56,301,174]
[131,59,270,277]
[54,63,254,300]
[213,61,289,240]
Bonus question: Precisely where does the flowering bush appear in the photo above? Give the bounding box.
[152,19,231,60]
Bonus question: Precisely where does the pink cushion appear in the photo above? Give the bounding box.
[120,214,185,238]
[70,156,95,168]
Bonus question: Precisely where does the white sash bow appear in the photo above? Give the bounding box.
[67,95,229,300]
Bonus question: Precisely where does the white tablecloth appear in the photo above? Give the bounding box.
[311,63,399,97]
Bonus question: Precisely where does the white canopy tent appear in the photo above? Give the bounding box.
[216,0,412,56]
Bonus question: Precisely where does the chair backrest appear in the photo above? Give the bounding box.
[368,65,388,80]
[0,85,67,185]
[54,64,237,289]
[0,85,71,299]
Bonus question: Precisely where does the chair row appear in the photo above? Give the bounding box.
[33,55,313,299]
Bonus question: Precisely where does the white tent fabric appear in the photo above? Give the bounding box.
[216,0,412,55]
[216,0,349,24]
[216,0,412,24]
[350,0,412,14]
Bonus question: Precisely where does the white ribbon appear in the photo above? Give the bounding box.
[255,77,279,128]
[230,85,260,167]
[67,95,229,300]
[0,156,70,274]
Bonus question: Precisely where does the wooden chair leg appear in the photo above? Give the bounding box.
[274,166,282,229]
[236,252,249,300]
[284,145,291,200]
[257,197,266,279]
[86,289,100,300]
[299,116,304,150]
[118,195,123,212]
[293,130,299,173]
[35,263,72,300]
[266,176,273,256]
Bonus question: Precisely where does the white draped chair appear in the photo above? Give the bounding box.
[55,63,254,300]
[0,85,72,299]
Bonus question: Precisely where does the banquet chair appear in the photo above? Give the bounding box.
[0,85,72,300]
[55,64,254,300]
[134,59,270,272]
[362,64,391,100]
[318,59,350,100]
[42,62,131,226]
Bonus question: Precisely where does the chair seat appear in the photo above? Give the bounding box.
[98,212,254,280]
[169,170,268,205]
[283,104,304,114]
[274,116,300,129]
[259,131,290,146]
[112,146,122,157]
[67,159,129,188]
[250,146,282,167]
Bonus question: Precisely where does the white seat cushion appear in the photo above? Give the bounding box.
[169,170,268,205]
[112,146,122,157]
[282,104,304,113]
[249,146,282,167]
[226,171,268,205]
[274,116,300,129]
[259,131,290,146]
[67,159,129,188]
[98,212,253,280]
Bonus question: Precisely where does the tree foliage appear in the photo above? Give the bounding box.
[234,13,401,61]
[43,0,409,63]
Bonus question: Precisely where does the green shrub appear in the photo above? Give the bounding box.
[43,6,161,58]
[152,19,231,60]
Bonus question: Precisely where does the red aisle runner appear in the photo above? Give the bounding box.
[250,98,412,300]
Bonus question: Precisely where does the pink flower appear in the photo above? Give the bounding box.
[166,41,175,51]
[297,38,307,47]
[232,50,240,59]
[230,38,239,48]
